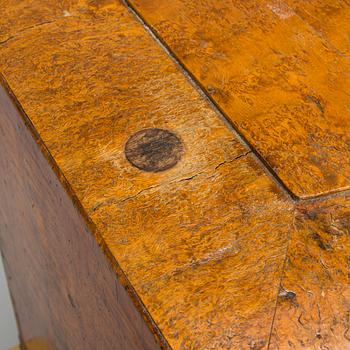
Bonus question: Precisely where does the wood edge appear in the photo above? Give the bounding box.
[122,0,350,203]
[121,0,300,201]
[0,73,171,350]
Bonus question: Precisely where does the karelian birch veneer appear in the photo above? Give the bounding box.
[0,1,350,349]
[129,0,350,199]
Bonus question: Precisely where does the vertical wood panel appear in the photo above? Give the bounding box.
[0,83,162,350]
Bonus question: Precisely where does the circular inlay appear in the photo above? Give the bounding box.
[125,128,183,172]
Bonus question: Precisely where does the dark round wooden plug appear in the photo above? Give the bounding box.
[125,128,183,172]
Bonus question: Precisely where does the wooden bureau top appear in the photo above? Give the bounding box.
[1,1,350,349]
[129,0,350,200]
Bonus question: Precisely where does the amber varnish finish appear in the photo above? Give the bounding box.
[0,0,349,349]
[129,0,350,199]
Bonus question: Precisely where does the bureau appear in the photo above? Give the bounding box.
[1,1,350,349]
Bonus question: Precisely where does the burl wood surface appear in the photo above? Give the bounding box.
[129,0,350,199]
[270,196,350,350]
[0,0,350,349]
[0,81,161,350]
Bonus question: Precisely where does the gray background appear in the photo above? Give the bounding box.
[0,256,18,350]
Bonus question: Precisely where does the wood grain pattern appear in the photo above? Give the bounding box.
[270,196,350,350]
[0,1,295,348]
[283,0,350,57]
[128,0,350,199]
[1,0,350,349]
[0,82,162,349]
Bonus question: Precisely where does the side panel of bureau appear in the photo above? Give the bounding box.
[0,82,162,350]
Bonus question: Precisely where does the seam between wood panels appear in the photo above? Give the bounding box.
[121,0,296,202]
[295,188,350,204]
[0,73,171,350]
[121,0,350,204]
[266,213,296,349]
